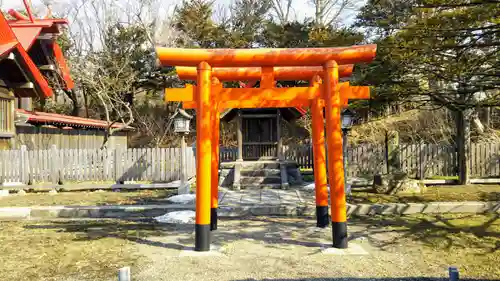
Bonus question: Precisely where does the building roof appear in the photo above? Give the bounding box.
[0,11,53,98]
[15,109,134,131]
[7,9,74,91]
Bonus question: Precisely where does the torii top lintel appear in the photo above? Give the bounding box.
[156,45,377,67]
[175,65,354,81]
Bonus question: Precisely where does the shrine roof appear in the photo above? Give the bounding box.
[0,12,53,98]
[15,109,134,131]
[219,81,306,122]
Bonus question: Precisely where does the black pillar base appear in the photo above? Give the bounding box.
[316,206,329,228]
[210,208,218,231]
[195,224,211,252]
[332,221,348,249]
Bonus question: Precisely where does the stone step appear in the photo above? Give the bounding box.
[220,162,281,170]
[240,176,282,185]
[240,169,281,177]
[219,169,233,177]
[220,161,300,169]
[240,183,282,190]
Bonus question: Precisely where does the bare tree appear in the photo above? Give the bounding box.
[270,0,294,23]
[310,0,358,27]
[49,0,183,147]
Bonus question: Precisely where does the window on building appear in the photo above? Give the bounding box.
[0,89,14,134]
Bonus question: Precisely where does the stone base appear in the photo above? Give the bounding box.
[179,245,224,257]
[321,243,369,255]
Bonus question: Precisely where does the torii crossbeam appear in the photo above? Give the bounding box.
[156,45,377,252]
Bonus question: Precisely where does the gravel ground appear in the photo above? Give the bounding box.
[133,216,499,281]
[2,215,497,281]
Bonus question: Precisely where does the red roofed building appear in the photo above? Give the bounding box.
[0,2,130,150]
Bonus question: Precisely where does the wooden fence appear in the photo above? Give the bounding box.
[1,143,499,185]
[0,146,196,185]
[220,143,500,179]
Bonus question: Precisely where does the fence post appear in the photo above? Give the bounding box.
[418,142,425,180]
[50,145,60,184]
[0,150,5,185]
[118,266,131,281]
[103,147,111,181]
[114,145,123,184]
[178,135,189,194]
[20,145,27,184]
[386,130,401,173]
[449,267,459,281]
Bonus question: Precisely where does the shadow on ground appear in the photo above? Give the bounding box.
[233,277,499,281]
[23,213,499,253]
[351,213,499,253]
[24,219,193,250]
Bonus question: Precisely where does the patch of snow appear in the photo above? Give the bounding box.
[167,194,195,204]
[2,182,24,187]
[301,183,351,195]
[302,183,330,191]
[302,183,316,191]
[155,211,195,224]
[0,190,9,197]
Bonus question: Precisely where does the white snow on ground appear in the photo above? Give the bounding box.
[302,183,329,191]
[301,182,351,194]
[155,210,195,224]
[167,194,195,204]
[302,183,317,191]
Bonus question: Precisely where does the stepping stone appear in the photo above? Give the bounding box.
[279,190,301,204]
[240,191,261,204]
[219,191,241,205]
[261,190,280,204]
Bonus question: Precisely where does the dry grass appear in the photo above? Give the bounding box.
[349,108,500,145]
[0,215,498,281]
[0,189,175,207]
[0,220,144,281]
[368,213,500,279]
[348,184,500,204]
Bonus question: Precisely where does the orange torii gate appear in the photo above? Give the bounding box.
[166,68,369,229]
[156,45,377,252]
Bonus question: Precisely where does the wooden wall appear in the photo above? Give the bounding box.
[10,125,128,150]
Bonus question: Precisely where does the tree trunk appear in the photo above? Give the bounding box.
[315,0,322,26]
[455,109,472,185]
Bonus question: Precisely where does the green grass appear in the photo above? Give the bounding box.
[348,184,500,204]
[0,189,175,207]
